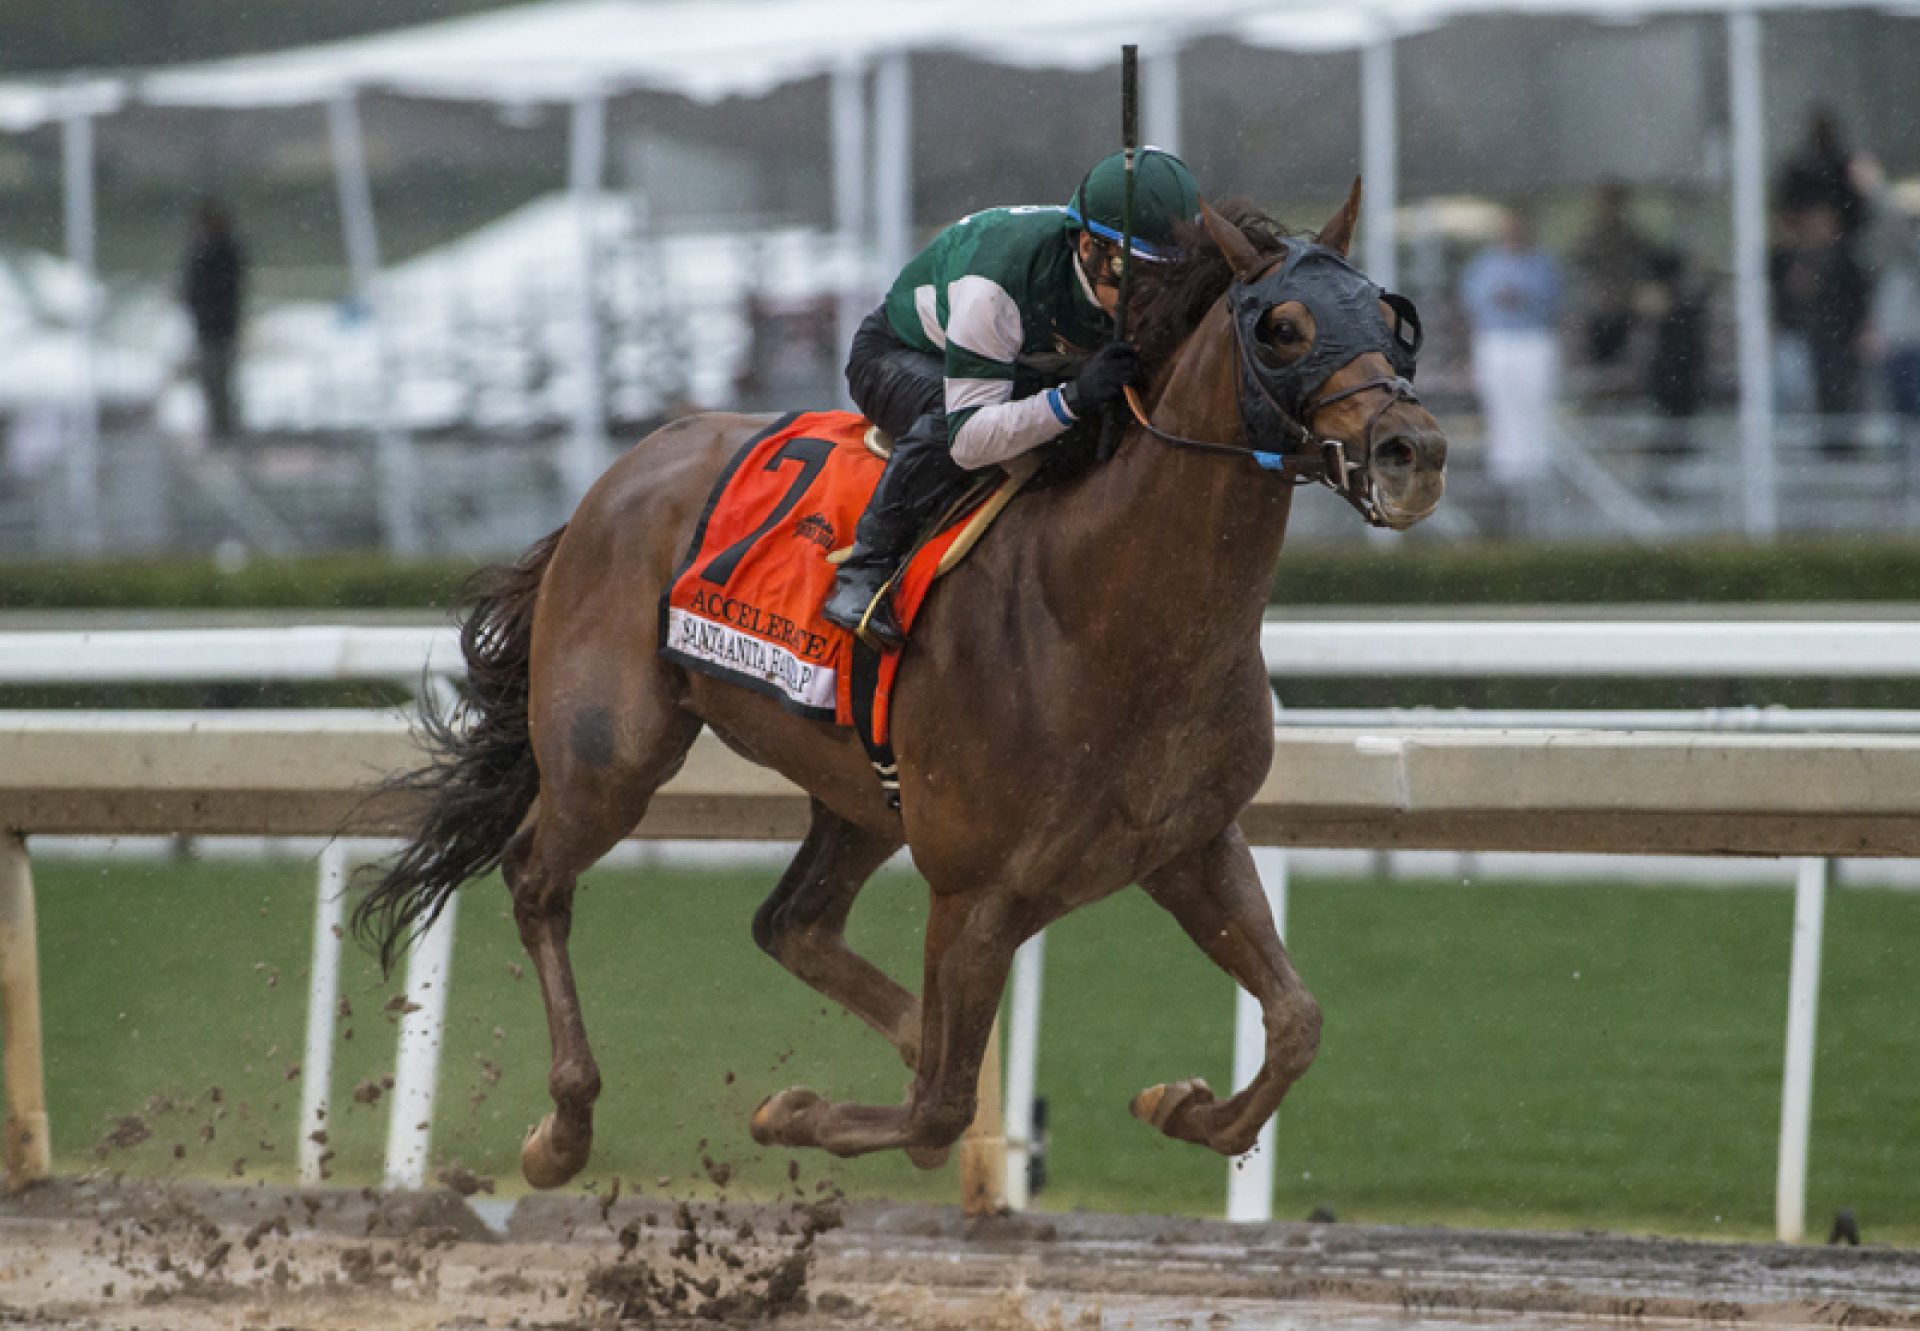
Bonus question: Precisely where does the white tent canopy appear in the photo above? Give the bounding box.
[5,0,1919,554]
[3,0,1911,123]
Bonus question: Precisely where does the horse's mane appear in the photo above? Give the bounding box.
[1129,199,1293,379]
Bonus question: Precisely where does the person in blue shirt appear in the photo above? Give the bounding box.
[1459,209,1564,521]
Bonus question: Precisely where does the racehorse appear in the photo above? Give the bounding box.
[355,186,1448,1190]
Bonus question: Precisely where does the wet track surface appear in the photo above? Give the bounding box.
[3,1180,1917,1329]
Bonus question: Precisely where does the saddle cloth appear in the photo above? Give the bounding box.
[660,410,992,746]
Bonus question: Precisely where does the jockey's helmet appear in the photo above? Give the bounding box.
[1066,148,1201,261]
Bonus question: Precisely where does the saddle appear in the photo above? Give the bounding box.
[660,410,1033,804]
[830,426,1038,582]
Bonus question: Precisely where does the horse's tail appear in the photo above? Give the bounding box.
[352,525,565,974]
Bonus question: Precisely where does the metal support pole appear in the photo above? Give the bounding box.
[1728,10,1778,541]
[1143,42,1182,155]
[563,91,609,507]
[1227,845,1289,1223]
[1360,34,1400,293]
[872,51,913,285]
[0,834,50,1191]
[1775,856,1827,1243]
[831,59,870,409]
[959,1016,1007,1216]
[383,895,457,1189]
[327,92,422,557]
[1003,930,1046,1210]
[298,841,349,1184]
[59,101,103,556]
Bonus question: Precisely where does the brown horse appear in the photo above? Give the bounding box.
[355,187,1447,1190]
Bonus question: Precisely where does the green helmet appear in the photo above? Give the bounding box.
[1066,148,1201,261]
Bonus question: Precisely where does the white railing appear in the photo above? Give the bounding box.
[2,616,1914,1240]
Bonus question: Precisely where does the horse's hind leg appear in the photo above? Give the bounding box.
[1130,824,1321,1157]
[509,690,703,1189]
[751,801,917,1067]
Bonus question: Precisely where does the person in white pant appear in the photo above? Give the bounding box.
[1460,210,1565,532]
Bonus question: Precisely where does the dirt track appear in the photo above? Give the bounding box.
[3,1179,1918,1329]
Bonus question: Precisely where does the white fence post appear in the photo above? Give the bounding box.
[1775,856,1828,1243]
[1227,845,1290,1223]
[383,897,458,1189]
[1003,930,1046,1209]
[297,841,350,1184]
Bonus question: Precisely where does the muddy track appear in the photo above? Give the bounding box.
[2,1180,1916,1329]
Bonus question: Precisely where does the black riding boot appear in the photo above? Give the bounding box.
[821,413,972,648]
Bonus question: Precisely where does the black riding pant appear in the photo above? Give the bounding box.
[842,308,976,560]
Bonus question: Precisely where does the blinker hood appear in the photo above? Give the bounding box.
[1230,240,1423,447]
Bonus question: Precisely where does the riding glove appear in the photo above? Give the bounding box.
[1061,342,1140,418]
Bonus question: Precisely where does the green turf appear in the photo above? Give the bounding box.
[27,856,1920,1244]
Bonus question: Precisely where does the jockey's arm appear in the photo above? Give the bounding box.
[940,276,1076,471]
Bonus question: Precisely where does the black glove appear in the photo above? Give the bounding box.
[1061,341,1140,419]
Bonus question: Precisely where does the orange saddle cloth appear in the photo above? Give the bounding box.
[659,410,975,744]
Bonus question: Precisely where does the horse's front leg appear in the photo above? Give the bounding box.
[752,802,919,1069]
[1131,824,1321,1157]
[750,888,1016,1163]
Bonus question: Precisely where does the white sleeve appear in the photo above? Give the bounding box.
[941,273,1077,470]
[949,389,1077,469]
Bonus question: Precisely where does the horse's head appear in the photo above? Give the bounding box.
[1199,183,1447,530]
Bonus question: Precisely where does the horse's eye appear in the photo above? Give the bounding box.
[1271,320,1300,346]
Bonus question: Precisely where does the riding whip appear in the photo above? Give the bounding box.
[1098,43,1139,463]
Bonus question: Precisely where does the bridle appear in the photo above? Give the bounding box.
[1121,369,1418,529]
[1118,245,1424,529]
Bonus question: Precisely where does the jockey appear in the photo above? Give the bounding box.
[822,148,1203,647]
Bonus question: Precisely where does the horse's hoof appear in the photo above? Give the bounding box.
[520,1112,591,1190]
[1129,1078,1215,1138]
[904,1142,950,1170]
[750,1086,824,1148]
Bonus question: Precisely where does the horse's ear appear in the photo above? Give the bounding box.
[1318,176,1363,257]
[1201,199,1265,279]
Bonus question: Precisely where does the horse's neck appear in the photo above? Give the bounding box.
[1038,299,1293,662]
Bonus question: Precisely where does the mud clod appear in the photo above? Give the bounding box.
[436,1165,497,1197]
[101,1115,152,1153]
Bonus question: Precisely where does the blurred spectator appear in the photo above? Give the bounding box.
[1642,246,1712,433]
[1860,163,1920,422]
[1777,108,1868,252]
[1460,208,1564,528]
[181,198,246,441]
[732,289,836,411]
[1572,181,1660,381]
[1772,202,1872,442]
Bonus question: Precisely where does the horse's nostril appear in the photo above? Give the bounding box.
[1373,437,1417,470]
